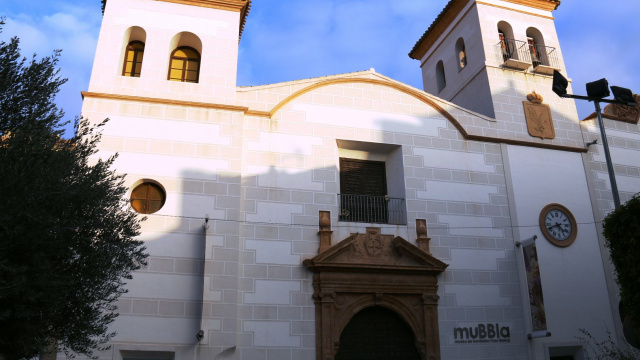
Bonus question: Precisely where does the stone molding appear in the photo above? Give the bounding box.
[264,78,587,153]
[84,76,589,153]
[501,0,560,11]
[81,91,263,115]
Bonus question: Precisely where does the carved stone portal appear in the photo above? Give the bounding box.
[303,228,448,360]
[523,91,555,140]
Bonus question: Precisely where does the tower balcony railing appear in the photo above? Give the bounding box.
[495,38,532,70]
[495,38,560,74]
[338,194,406,225]
[529,44,560,75]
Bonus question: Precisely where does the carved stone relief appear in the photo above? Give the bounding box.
[303,227,448,360]
[604,94,640,124]
[523,91,555,140]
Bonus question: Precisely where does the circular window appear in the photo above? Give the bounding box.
[130,182,166,214]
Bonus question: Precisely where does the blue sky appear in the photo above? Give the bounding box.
[1,0,639,136]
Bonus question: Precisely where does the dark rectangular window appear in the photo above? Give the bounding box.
[339,158,389,223]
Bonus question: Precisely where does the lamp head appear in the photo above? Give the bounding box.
[552,70,568,97]
[586,78,610,99]
[611,86,637,106]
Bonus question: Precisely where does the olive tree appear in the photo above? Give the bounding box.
[0,19,147,360]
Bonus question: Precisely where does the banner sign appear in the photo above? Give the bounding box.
[522,241,547,333]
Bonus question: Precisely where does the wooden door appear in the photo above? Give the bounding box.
[335,307,421,360]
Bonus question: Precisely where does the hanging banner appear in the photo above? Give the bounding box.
[522,241,548,334]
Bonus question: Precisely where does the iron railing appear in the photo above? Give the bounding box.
[529,43,560,69]
[338,194,406,225]
[495,38,531,64]
[495,38,560,71]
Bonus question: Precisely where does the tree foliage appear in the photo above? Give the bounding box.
[0,19,148,360]
[602,193,640,343]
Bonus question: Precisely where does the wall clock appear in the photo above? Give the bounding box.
[539,203,577,247]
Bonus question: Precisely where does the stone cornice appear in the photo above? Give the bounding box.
[154,0,248,11]
[501,0,560,11]
[154,0,251,39]
[103,0,251,40]
[83,76,588,154]
[409,0,471,60]
[253,77,587,154]
[81,92,250,112]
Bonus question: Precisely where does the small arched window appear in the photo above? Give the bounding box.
[436,60,446,93]
[526,27,547,67]
[122,41,145,77]
[455,37,467,70]
[130,181,166,214]
[497,21,515,61]
[168,47,200,83]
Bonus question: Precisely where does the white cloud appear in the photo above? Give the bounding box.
[2,18,49,58]
[42,13,92,33]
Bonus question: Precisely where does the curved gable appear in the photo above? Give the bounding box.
[268,77,470,137]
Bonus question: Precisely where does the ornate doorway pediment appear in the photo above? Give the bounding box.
[303,228,448,360]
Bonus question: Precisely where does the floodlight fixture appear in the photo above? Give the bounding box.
[550,70,637,210]
[552,70,568,97]
[611,86,637,107]
[586,78,610,98]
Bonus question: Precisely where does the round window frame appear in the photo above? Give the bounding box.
[130,180,166,214]
[539,203,577,247]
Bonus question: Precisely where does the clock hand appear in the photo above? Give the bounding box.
[547,223,562,231]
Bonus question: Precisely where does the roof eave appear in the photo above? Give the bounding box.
[101,0,252,41]
[408,0,561,61]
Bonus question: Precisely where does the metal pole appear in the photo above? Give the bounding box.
[594,101,621,209]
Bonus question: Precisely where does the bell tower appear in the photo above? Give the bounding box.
[409,0,579,131]
[79,1,251,352]
[87,0,250,104]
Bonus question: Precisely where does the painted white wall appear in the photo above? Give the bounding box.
[90,0,241,103]
[506,145,616,359]
[419,3,488,108]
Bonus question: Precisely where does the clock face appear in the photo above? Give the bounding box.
[539,204,577,247]
[544,209,572,240]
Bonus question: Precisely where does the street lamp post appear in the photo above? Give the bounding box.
[552,70,636,210]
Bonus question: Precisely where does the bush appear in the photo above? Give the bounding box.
[602,193,640,342]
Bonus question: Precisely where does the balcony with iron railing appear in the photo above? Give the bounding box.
[529,43,560,75]
[495,38,531,70]
[338,194,406,225]
[495,38,560,74]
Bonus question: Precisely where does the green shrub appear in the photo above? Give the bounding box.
[602,193,640,341]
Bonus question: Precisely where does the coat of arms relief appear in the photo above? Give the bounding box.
[523,91,555,140]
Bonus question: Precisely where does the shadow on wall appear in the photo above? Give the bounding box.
[107,93,564,358]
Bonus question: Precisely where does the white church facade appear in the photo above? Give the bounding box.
[80,0,640,359]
